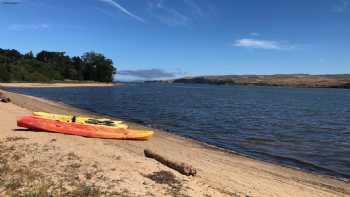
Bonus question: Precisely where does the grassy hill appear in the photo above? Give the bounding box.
[166,74,350,88]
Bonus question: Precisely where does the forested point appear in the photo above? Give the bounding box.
[0,48,116,82]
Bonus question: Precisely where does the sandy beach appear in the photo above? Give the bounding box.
[0,89,349,197]
[0,82,115,88]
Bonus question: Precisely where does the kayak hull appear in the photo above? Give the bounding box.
[17,116,153,140]
[33,112,128,129]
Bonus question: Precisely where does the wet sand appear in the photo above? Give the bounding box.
[0,89,349,196]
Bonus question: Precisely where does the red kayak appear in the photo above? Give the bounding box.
[17,116,153,140]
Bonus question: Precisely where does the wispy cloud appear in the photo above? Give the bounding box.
[234,38,293,50]
[119,68,181,79]
[147,0,209,26]
[332,0,350,13]
[250,32,260,37]
[183,0,203,17]
[8,24,49,31]
[234,38,280,50]
[99,0,145,23]
[148,0,189,26]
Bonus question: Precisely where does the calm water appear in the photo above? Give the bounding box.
[8,83,350,180]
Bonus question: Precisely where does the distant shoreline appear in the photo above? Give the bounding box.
[0,82,116,88]
[155,74,350,89]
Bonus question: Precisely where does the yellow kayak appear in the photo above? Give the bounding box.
[33,112,128,129]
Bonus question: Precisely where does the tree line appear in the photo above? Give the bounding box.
[0,48,116,82]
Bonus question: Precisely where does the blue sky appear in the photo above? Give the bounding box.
[0,0,349,80]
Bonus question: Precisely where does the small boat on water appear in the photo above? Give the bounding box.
[17,115,154,140]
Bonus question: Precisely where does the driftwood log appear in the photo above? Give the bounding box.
[1,97,11,103]
[144,149,197,176]
[0,92,11,103]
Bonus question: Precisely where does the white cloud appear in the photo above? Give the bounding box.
[234,38,283,50]
[234,38,297,50]
[99,0,145,23]
[8,24,49,31]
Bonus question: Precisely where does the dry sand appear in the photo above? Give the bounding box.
[0,90,349,196]
[0,82,115,88]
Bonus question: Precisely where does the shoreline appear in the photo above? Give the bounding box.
[1,89,350,196]
[0,82,116,88]
[159,74,350,89]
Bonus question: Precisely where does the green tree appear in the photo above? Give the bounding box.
[0,48,117,82]
[24,51,34,59]
[0,64,11,82]
[81,52,116,82]
[71,56,85,80]
[0,54,11,82]
[0,48,22,63]
[36,51,71,76]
